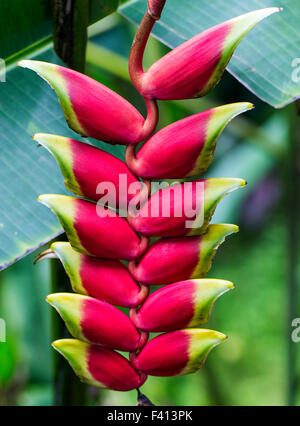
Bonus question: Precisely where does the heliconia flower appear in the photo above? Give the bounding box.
[53,339,147,391]
[148,0,166,19]
[127,178,245,237]
[130,8,281,100]
[34,133,142,209]
[132,329,226,376]
[37,242,148,308]
[130,279,234,332]
[47,293,144,351]
[126,103,253,179]
[38,194,148,260]
[18,60,158,145]
[128,224,238,285]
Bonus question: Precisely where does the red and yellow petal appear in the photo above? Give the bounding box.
[34,133,141,209]
[126,103,253,179]
[45,242,148,308]
[131,279,233,332]
[18,60,148,144]
[128,178,245,237]
[129,223,238,285]
[47,293,143,352]
[53,339,147,391]
[138,8,280,100]
[132,329,226,376]
[38,194,148,260]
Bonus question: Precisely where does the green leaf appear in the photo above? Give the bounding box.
[120,0,300,108]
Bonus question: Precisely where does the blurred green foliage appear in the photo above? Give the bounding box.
[0,13,299,406]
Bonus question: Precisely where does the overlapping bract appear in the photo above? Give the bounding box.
[132,329,226,376]
[126,103,253,179]
[39,242,148,308]
[128,224,238,285]
[22,0,278,394]
[38,194,148,260]
[34,133,142,209]
[53,339,146,391]
[47,293,143,351]
[131,8,280,100]
[128,178,245,237]
[19,60,157,145]
[130,279,234,332]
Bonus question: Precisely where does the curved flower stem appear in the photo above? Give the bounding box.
[141,97,158,140]
[129,11,155,92]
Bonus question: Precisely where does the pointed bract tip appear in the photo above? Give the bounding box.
[51,338,86,355]
[38,193,73,208]
[46,292,67,306]
[189,328,227,343]
[232,8,282,37]
[18,59,47,72]
[33,133,54,144]
[51,241,72,251]
[200,278,234,291]
[226,223,239,234]
[241,7,282,22]
[38,193,56,207]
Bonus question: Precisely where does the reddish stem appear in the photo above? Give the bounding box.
[129,11,155,92]
[140,97,158,140]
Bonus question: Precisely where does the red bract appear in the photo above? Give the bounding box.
[130,8,280,100]
[126,103,253,179]
[18,60,157,145]
[130,279,233,332]
[132,329,226,376]
[34,134,142,209]
[128,178,245,237]
[128,224,238,285]
[39,194,148,260]
[41,242,148,308]
[53,339,147,391]
[47,293,144,351]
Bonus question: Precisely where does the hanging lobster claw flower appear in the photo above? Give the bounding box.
[39,194,148,260]
[18,60,157,145]
[129,224,238,285]
[126,103,253,179]
[132,329,226,376]
[130,279,233,332]
[53,339,147,391]
[131,8,281,100]
[128,178,245,237]
[34,133,142,209]
[37,242,148,308]
[47,293,143,351]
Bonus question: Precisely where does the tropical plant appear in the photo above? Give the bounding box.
[16,0,280,404]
